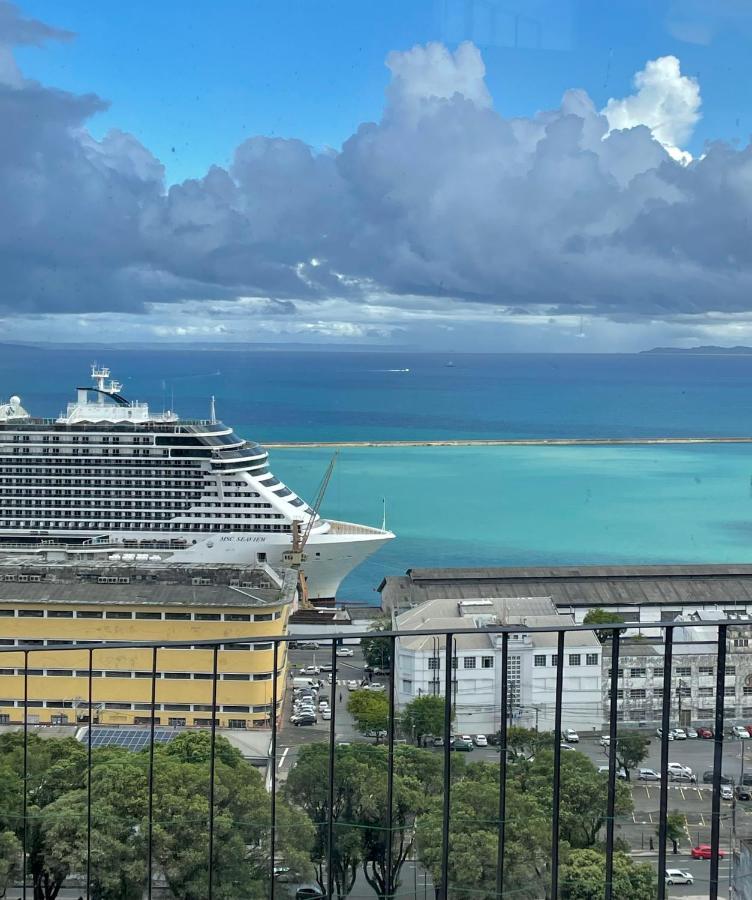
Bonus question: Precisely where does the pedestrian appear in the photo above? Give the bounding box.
[339,692,343,703]
[368,670,373,683]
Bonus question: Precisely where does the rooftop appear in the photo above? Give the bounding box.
[379,564,752,614]
[0,563,297,608]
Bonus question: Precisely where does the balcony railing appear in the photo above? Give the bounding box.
[0,620,747,899]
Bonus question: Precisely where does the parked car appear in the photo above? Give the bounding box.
[691,844,726,860]
[292,714,317,727]
[598,765,627,780]
[599,735,611,747]
[745,724,752,737]
[731,725,750,739]
[301,665,321,676]
[741,773,752,786]
[638,768,660,781]
[685,727,698,739]
[721,785,734,801]
[432,737,444,747]
[335,647,354,657]
[560,743,576,752]
[319,664,333,673]
[669,771,697,784]
[736,785,752,801]
[671,728,687,740]
[656,728,674,741]
[563,728,579,743]
[697,726,714,738]
[450,738,474,752]
[297,641,320,650]
[318,701,330,711]
[702,770,733,784]
[296,885,326,900]
[346,680,359,690]
[667,762,692,777]
[473,734,488,747]
[321,709,331,720]
[665,869,694,886]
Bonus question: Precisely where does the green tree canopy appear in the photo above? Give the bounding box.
[360,618,393,670]
[0,830,21,900]
[583,608,626,643]
[399,695,449,745]
[614,731,651,781]
[560,849,656,899]
[347,690,389,742]
[657,811,686,854]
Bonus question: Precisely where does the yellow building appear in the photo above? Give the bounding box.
[0,561,295,728]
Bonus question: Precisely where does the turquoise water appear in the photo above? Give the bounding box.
[271,443,752,601]
[6,345,752,602]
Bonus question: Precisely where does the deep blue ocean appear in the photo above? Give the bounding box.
[4,344,752,601]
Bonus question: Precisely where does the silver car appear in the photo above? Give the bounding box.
[665,869,694,886]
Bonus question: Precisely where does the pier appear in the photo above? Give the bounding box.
[265,437,752,448]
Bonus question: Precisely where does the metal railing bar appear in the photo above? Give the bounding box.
[709,624,727,900]
[326,640,338,900]
[496,631,508,899]
[550,631,565,900]
[146,646,158,900]
[22,650,28,900]
[86,647,93,900]
[385,634,396,900]
[2,618,746,655]
[604,631,620,900]
[440,634,454,900]
[270,641,279,900]
[656,626,673,900]
[207,645,219,900]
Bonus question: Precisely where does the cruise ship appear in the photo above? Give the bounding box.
[0,367,394,600]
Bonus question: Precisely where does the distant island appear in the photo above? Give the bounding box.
[641,345,752,356]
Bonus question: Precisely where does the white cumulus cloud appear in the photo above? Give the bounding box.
[602,55,701,163]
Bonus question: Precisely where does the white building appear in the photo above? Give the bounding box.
[393,597,603,735]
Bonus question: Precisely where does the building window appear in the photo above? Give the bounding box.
[654,688,664,698]
[165,612,191,620]
[608,668,623,678]
[254,613,273,622]
[699,687,713,697]
[427,658,439,670]
[725,686,736,696]
[568,655,581,667]
[227,719,246,729]
[586,653,599,666]
[676,666,692,676]
[225,614,251,622]
[18,610,44,618]
[534,655,546,667]
[135,612,161,620]
[629,668,646,678]
[727,666,737,676]
[195,613,220,621]
[551,655,558,667]
[699,666,714,676]
[402,680,412,695]
[481,656,494,668]
[463,657,476,669]
[630,689,646,699]
[169,718,187,727]
[77,611,103,619]
[48,610,73,618]
[106,611,132,619]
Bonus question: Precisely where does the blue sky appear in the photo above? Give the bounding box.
[3,0,752,351]
[15,0,752,185]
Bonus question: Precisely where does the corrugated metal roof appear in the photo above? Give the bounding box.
[380,565,752,613]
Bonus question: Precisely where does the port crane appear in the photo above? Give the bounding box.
[289,451,339,608]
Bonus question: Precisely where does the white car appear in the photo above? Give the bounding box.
[321,709,332,720]
[721,784,734,800]
[560,743,576,752]
[318,701,330,711]
[473,734,488,747]
[563,729,579,743]
[301,665,320,676]
[665,869,694,886]
[671,728,687,740]
[598,735,611,747]
[335,647,354,657]
[732,725,750,739]
[598,765,627,780]
[667,762,692,777]
[347,680,359,690]
[656,728,674,741]
[638,768,660,781]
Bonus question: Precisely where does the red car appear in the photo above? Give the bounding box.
[691,845,727,860]
[745,725,752,737]
[697,727,714,739]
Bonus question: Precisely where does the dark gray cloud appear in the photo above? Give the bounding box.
[1,7,751,326]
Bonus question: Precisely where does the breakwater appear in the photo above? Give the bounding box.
[265,437,752,448]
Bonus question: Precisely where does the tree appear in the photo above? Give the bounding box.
[657,811,686,855]
[614,731,651,781]
[361,618,392,670]
[583,608,626,644]
[399,695,449,745]
[525,751,632,849]
[505,727,552,762]
[284,743,441,900]
[0,830,21,900]
[560,849,656,899]
[347,690,389,742]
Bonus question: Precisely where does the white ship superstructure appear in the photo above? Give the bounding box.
[0,367,393,600]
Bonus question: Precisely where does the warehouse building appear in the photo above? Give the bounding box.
[0,560,295,729]
[393,596,602,734]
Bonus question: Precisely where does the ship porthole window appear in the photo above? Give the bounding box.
[206,541,214,548]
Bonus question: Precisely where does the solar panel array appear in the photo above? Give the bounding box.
[80,727,180,751]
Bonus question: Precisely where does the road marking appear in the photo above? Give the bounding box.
[278,747,289,770]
